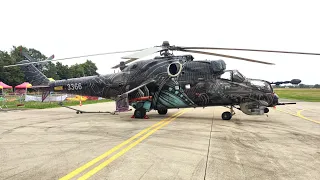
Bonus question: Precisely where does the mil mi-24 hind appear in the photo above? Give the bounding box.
[5,41,319,120]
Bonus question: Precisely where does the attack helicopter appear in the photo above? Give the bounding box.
[5,41,319,120]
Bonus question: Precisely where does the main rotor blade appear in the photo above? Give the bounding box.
[180,49,275,65]
[121,46,164,59]
[4,48,145,68]
[112,58,138,69]
[179,47,320,56]
[112,46,165,69]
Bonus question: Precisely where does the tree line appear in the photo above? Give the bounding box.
[273,84,320,88]
[0,46,98,86]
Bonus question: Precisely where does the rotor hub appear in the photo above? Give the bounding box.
[162,41,170,47]
[160,41,173,57]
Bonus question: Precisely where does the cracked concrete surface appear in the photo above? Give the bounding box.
[0,102,320,180]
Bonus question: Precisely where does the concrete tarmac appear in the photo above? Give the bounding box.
[0,102,320,180]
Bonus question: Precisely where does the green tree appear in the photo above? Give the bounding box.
[0,50,11,83]
[1,46,100,84]
[0,50,25,86]
[81,60,99,76]
[68,60,99,78]
[56,62,71,79]
[69,63,85,78]
[43,61,60,80]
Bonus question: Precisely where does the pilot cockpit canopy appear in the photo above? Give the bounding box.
[220,70,246,83]
[232,70,246,83]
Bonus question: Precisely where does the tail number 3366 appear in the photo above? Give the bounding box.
[67,83,82,90]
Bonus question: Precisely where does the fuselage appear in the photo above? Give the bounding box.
[49,56,275,110]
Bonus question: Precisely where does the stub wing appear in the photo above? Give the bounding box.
[115,79,156,112]
[118,79,156,99]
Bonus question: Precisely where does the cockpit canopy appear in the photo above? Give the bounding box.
[248,79,273,92]
[220,70,246,83]
[220,70,272,92]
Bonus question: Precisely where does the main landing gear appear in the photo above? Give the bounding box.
[157,109,168,115]
[132,108,168,118]
[222,106,236,120]
[131,99,151,119]
[133,108,147,119]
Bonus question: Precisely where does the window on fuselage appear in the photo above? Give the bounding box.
[221,71,232,81]
[232,70,245,83]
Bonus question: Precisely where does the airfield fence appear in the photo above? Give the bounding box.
[0,92,101,109]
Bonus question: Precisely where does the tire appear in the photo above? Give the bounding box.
[157,109,168,115]
[222,112,232,120]
[134,108,146,119]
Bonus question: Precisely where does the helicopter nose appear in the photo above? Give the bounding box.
[272,93,279,106]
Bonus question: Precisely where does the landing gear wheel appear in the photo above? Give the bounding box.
[134,108,146,119]
[222,112,232,120]
[157,109,168,115]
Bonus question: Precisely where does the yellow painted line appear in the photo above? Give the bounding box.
[59,110,185,180]
[297,110,320,124]
[78,109,189,180]
[276,108,297,116]
[276,108,320,124]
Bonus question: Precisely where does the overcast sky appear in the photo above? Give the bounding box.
[1,0,319,84]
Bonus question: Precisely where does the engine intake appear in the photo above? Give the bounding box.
[167,62,182,77]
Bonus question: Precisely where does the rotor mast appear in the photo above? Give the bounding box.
[159,41,173,57]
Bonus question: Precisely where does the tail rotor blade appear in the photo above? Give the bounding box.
[47,54,55,60]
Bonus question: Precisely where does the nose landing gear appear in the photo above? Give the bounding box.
[222,112,232,120]
[222,106,235,120]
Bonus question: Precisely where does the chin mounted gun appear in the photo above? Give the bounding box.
[270,79,301,85]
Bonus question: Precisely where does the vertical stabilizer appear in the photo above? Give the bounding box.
[19,60,50,86]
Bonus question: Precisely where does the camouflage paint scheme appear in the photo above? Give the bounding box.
[20,54,276,115]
